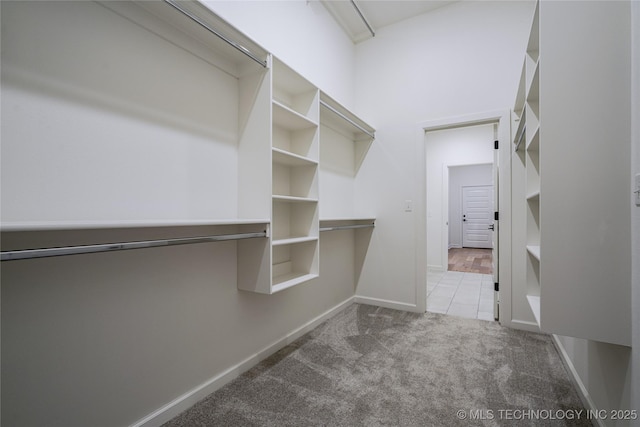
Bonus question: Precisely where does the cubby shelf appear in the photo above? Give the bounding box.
[272,148,317,166]
[273,101,318,130]
[526,190,540,201]
[272,273,319,293]
[272,195,318,203]
[526,245,541,261]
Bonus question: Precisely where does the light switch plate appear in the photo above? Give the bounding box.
[635,173,640,206]
[404,200,413,212]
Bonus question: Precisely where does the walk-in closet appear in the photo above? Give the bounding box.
[1,0,637,425]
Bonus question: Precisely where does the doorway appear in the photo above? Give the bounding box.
[449,165,494,252]
[424,123,497,321]
[416,109,511,324]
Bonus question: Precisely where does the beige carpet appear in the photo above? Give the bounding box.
[163,304,588,426]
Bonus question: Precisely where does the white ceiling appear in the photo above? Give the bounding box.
[320,0,459,43]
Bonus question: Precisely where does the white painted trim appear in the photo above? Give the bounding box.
[419,110,507,132]
[551,335,604,427]
[508,319,541,333]
[428,265,446,272]
[131,297,355,427]
[354,295,419,313]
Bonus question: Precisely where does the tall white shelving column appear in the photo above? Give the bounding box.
[269,58,320,292]
[524,2,541,324]
[511,0,631,346]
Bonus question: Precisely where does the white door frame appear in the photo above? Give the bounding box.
[415,110,512,328]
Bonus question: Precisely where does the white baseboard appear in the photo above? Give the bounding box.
[427,265,446,273]
[131,297,355,427]
[354,295,419,313]
[551,335,602,427]
[504,318,540,333]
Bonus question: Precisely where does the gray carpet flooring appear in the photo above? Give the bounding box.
[163,304,590,426]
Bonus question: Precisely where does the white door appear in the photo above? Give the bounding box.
[462,185,493,248]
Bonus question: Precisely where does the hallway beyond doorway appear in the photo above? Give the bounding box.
[448,247,492,274]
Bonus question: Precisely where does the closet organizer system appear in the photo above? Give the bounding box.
[1,0,376,294]
[510,0,630,346]
[512,0,540,324]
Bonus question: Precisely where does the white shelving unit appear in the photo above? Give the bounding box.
[511,0,631,346]
[2,0,376,298]
[513,0,541,324]
[269,58,320,292]
[1,4,381,426]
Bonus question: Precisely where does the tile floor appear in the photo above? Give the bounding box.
[427,270,495,321]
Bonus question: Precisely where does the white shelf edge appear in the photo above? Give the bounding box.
[100,1,268,77]
[271,272,318,293]
[319,95,375,140]
[272,195,318,203]
[272,236,318,246]
[526,190,540,201]
[513,112,526,149]
[526,245,541,261]
[319,217,376,223]
[319,92,374,132]
[512,58,526,116]
[272,100,318,128]
[527,295,541,326]
[1,219,271,232]
[272,147,318,166]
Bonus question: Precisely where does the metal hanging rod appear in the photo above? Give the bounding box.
[320,101,375,139]
[320,224,375,232]
[1,231,267,262]
[163,0,267,68]
[350,0,375,38]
